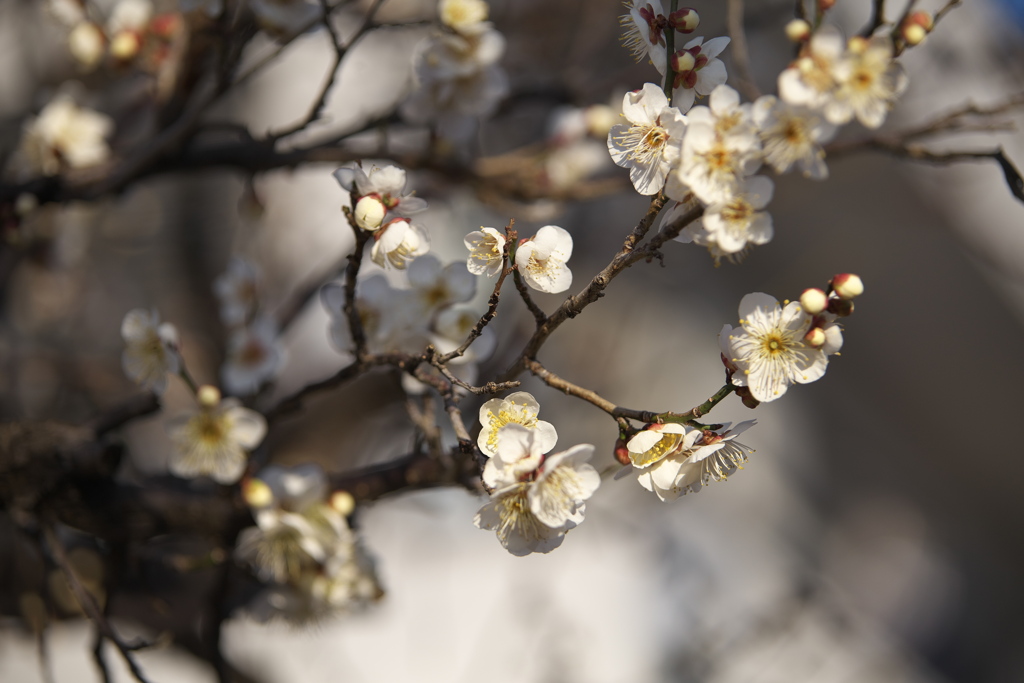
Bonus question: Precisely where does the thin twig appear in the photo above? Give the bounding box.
[524,358,654,422]
[862,0,887,36]
[511,266,547,327]
[270,0,390,140]
[726,0,762,101]
[43,524,152,683]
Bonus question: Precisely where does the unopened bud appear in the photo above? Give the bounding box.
[799,287,829,315]
[242,478,274,508]
[804,326,826,347]
[818,0,836,11]
[832,273,864,299]
[614,438,631,466]
[847,36,869,55]
[354,195,387,231]
[736,386,760,410]
[902,23,927,46]
[668,7,699,33]
[828,297,855,317]
[109,30,141,60]
[907,10,934,31]
[785,18,811,43]
[671,49,697,74]
[330,490,356,516]
[69,22,106,69]
[198,384,221,407]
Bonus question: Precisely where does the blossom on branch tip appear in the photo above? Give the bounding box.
[722,293,843,402]
[515,225,573,294]
[478,391,557,460]
[465,227,507,277]
[21,94,113,176]
[608,83,687,195]
[752,95,836,179]
[166,386,267,484]
[626,421,755,501]
[121,308,180,395]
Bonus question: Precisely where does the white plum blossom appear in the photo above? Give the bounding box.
[465,227,507,277]
[752,95,836,179]
[322,275,428,355]
[619,0,668,70]
[68,22,105,69]
[669,36,731,112]
[477,391,557,459]
[626,421,755,501]
[475,428,600,556]
[677,175,774,259]
[106,0,152,34]
[672,111,761,205]
[236,465,380,618]
[213,256,260,327]
[121,308,180,394]
[722,292,843,402]
[407,254,476,314]
[831,35,908,129]
[607,83,687,195]
[686,85,757,140]
[221,315,285,396]
[333,163,427,231]
[434,303,497,362]
[515,225,574,294]
[370,219,430,270]
[166,386,267,484]
[403,27,509,140]
[778,25,845,114]
[21,95,113,176]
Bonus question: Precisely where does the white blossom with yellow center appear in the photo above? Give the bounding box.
[514,225,573,294]
[678,175,774,257]
[608,82,688,195]
[477,391,557,463]
[475,426,600,556]
[778,25,845,113]
[21,95,113,176]
[626,421,756,501]
[722,293,843,402]
[465,227,507,277]
[831,35,907,129]
[370,219,430,270]
[121,308,180,395]
[752,95,836,179]
[166,387,267,484]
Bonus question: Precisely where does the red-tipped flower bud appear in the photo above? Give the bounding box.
[671,49,697,74]
[668,7,699,33]
[799,287,829,315]
[804,326,826,347]
[900,12,933,46]
[614,438,632,466]
[818,0,836,11]
[832,273,864,299]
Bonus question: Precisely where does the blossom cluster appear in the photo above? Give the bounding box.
[612,2,908,262]
[402,0,509,141]
[474,393,600,555]
[236,464,381,623]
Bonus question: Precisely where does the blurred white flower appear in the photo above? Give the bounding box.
[439,0,490,35]
[322,276,428,354]
[778,25,845,114]
[607,83,687,195]
[752,95,836,179]
[722,292,843,402]
[21,95,113,176]
[213,256,260,327]
[121,308,180,395]
[68,22,106,69]
[166,387,266,484]
[221,315,285,396]
[831,35,907,128]
[465,227,507,277]
[408,254,476,313]
[515,225,573,294]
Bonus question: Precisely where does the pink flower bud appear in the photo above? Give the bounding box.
[785,19,811,43]
[804,327,826,347]
[668,7,699,33]
[831,273,864,299]
[614,438,631,466]
[818,0,836,11]
[800,287,828,314]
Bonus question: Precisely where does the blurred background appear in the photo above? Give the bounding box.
[1,0,1024,681]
